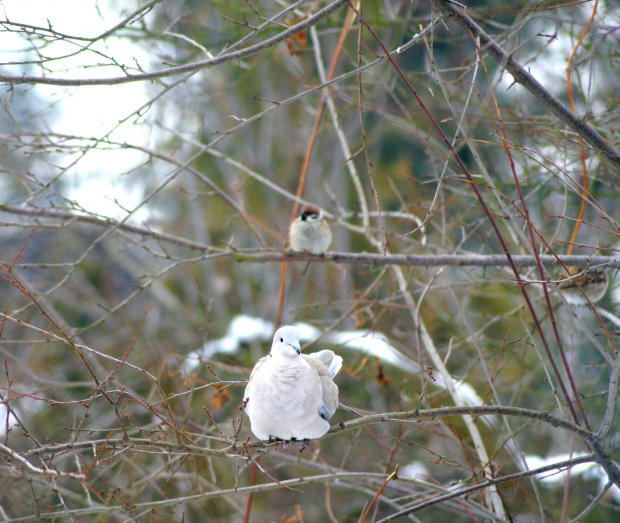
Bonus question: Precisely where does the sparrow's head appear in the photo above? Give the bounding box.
[271,326,301,358]
[299,205,321,222]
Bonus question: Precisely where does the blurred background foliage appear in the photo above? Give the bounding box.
[1,0,619,521]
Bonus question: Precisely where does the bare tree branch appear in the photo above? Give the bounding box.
[433,0,620,170]
[0,0,347,86]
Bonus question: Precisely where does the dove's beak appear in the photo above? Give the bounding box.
[287,343,301,355]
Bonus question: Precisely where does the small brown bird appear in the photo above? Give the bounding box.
[558,266,609,305]
[289,205,332,255]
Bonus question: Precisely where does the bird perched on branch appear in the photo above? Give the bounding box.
[243,326,342,446]
[558,266,609,305]
[289,205,332,255]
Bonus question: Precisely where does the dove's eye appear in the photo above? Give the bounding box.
[280,337,284,342]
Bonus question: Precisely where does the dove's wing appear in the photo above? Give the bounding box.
[303,352,340,421]
[243,355,269,403]
[306,350,343,378]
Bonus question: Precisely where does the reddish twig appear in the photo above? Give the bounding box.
[344,0,583,428]
[359,466,398,523]
[276,5,355,327]
[565,0,599,256]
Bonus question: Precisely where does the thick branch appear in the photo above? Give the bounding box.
[5,204,618,268]
[21,405,597,457]
[22,436,239,460]
[433,0,620,170]
[328,404,594,440]
[328,404,620,489]
[269,251,619,268]
[18,404,619,489]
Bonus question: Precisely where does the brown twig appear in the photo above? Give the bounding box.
[432,0,620,169]
[275,4,355,328]
[359,466,398,523]
[565,0,600,255]
[0,0,349,87]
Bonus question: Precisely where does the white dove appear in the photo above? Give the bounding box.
[243,326,342,444]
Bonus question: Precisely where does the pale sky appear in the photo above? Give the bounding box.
[1,0,152,220]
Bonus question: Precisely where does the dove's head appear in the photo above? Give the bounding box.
[271,326,301,358]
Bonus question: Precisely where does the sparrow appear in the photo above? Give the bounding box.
[243,326,342,445]
[289,205,332,255]
[558,266,609,305]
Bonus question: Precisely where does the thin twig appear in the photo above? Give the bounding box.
[0,0,349,87]
[433,0,620,169]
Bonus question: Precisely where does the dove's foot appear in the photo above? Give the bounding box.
[274,438,309,451]
[272,438,292,450]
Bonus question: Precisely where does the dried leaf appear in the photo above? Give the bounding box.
[281,505,305,523]
[374,358,392,386]
[212,385,231,409]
